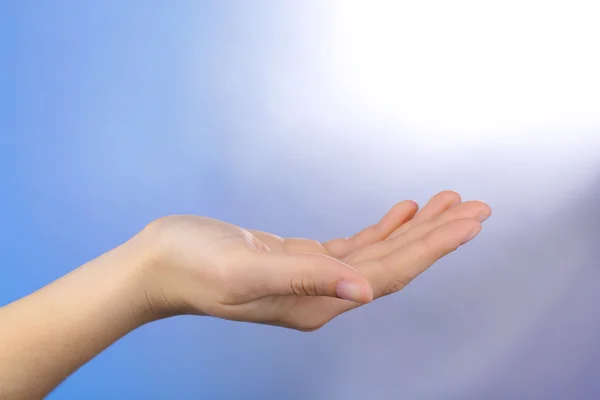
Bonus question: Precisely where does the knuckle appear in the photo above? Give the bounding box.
[343,251,362,264]
[368,223,383,233]
[419,234,453,260]
[382,275,412,296]
[392,221,413,237]
[290,275,319,297]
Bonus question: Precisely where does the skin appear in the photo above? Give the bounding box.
[0,190,490,400]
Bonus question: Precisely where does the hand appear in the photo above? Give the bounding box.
[134,190,491,331]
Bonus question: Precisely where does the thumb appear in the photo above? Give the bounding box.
[249,252,374,303]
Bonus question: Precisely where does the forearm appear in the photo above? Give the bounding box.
[0,238,155,400]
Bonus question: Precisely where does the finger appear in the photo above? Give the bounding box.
[345,201,491,263]
[363,218,482,298]
[413,190,462,221]
[327,217,485,320]
[388,190,461,239]
[323,200,418,257]
[247,252,374,303]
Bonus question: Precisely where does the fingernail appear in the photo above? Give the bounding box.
[476,211,491,222]
[336,281,366,303]
[462,225,482,244]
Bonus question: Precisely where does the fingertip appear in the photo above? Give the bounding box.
[403,199,419,209]
[439,190,462,205]
[335,279,374,303]
[476,208,492,223]
[449,201,492,223]
[481,201,492,217]
[382,200,419,222]
[452,217,482,232]
[406,199,420,211]
[405,200,420,214]
[330,258,374,302]
[424,217,482,248]
[359,278,375,303]
[469,200,492,219]
[461,220,483,245]
[413,190,462,222]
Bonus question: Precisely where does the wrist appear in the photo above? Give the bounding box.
[128,216,219,319]
[121,225,184,325]
[86,239,158,328]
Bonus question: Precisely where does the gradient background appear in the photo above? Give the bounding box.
[2,1,600,399]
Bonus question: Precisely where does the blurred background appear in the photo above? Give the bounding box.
[2,0,600,398]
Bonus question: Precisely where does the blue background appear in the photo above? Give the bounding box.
[3,1,600,399]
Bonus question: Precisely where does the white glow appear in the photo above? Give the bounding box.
[329,0,600,146]
[220,0,600,221]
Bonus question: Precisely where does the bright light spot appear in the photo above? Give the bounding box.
[329,0,600,146]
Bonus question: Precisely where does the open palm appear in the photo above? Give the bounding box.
[145,191,490,331]
[228,191,488,330]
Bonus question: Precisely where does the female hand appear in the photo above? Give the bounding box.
[0,190,491,399]
[135,190,491,331]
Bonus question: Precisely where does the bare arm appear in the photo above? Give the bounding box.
[0,238,156,399]
[0,191,490,400]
